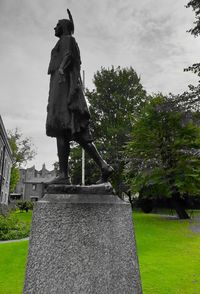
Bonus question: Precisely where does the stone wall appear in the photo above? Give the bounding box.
[0,116,12,205]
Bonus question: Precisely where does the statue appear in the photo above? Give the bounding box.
[46,9,113,184]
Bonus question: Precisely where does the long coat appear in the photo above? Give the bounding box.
[46,34,91,140]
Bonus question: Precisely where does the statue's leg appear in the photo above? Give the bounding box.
[77,140,113,183]
[57,136,71,181]
[46,137,71,185]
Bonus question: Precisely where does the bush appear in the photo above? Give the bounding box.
[0,213,30,241]
[139,198,154,213]
[16,201,33,212]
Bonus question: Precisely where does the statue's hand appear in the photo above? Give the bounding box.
[58,68,66,83]
[58,68,64,75]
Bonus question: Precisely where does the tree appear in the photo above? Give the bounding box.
[186,0,200,37]
[182,1,200,111]
[85,66,148,190]
[69,145,99,185]
[124,95,200,219]
[8,129,36,193]
[9,168,20,194]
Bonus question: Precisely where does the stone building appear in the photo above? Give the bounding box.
[14,164,56,200]
[0,116,12,205]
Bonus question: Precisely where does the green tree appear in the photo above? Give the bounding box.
[8,129,36,193]
[69,145,82,184]
[9,168,20,194]
[85,66,147,189]
[182,1,200,111]
[186,0,200,37]
[124,95,200,219]
[69,145,99,185]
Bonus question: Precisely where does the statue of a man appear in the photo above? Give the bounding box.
[46,9,113,184]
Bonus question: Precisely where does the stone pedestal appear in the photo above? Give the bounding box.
[23,185,142,294]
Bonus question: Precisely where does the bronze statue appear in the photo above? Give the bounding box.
[46,9,113,184]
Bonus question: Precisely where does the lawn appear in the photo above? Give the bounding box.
[0,241,28,294]
[0,211,199,293]
[134,212,200,294]
[14,210,32,228]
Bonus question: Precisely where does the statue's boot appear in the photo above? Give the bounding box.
[47,137,72,185]
[80,142,114,183]
[47,173,72,185]
[96,165,114,184]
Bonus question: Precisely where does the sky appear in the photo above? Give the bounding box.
[0,0,200,170]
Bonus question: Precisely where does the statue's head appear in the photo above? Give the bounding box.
[54,9,74,38]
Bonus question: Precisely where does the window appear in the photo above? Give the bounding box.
[0,149,3,174]
[3,158,7,177]
[0,191,3,203]
[32,184,36,191]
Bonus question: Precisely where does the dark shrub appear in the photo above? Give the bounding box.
[16,201,34,212]
[139,198,153,213]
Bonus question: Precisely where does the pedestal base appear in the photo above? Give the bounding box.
[23,192,142,294]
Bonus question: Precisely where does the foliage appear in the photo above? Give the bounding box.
[69,145,82,184]
[186,0,200,37]
[0,212,30,240]
[124,95,200,218]
[85,66,148,188]
[178,87,200,114]
[69,144,101,185]
[8,129,36,168]
[16,201,33,213]
[137,198,154,213]
[9,167,20,193]
[183,1,200,111]
[7,128,36,192]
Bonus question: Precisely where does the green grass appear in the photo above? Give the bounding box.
[0,241,28,294]
[0,211,32,293]
[0,211,199,293]
[13,210,32,228]
[133,211,200,294]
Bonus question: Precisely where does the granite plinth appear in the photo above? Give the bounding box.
[45,182,114,195]
[23,192,142,294]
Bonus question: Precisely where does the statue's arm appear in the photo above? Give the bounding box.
[59,36,73,75]
[58,54,71,74]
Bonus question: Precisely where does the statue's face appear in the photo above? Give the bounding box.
[54,22,63,38]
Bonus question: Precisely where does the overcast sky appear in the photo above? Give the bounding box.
[0,0,200,170]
